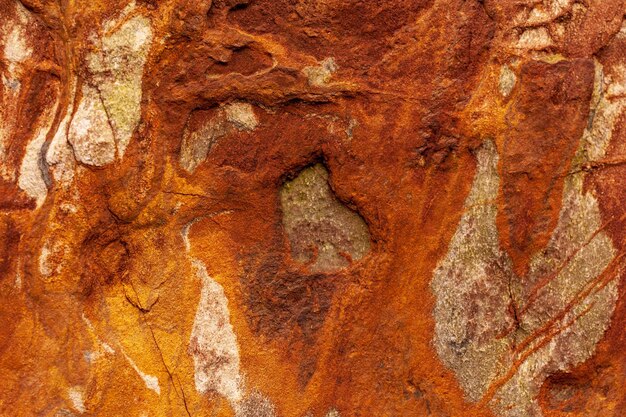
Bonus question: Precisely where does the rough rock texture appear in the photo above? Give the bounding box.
[280,163,370,273]
[0,1,625,416]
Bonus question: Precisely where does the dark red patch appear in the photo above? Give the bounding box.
[0,216,20,278]
[498,59,595,276]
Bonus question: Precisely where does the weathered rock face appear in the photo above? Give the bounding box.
[0,0,625,416]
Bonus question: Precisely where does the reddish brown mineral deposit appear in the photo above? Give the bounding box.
[0,1,625,416]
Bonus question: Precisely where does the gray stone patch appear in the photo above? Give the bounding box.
[303,57,337,87]
[67,85,117,166]
[498,65,517,98]
[431,140,516,402]
[516,27,553,50]
[65,12,152,168]
[179,102,259,173]
[235,392,277,417]
[179,114,227,174]
[431,134,619,417]
[280,163,370,273]
[189,259,243,404]
[18,127,48,207]
[225,102,258,131]
[86,14,153,158]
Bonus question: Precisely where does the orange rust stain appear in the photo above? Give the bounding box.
[0,0,625,416]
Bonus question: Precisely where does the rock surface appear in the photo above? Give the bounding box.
[0,0,625,416]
